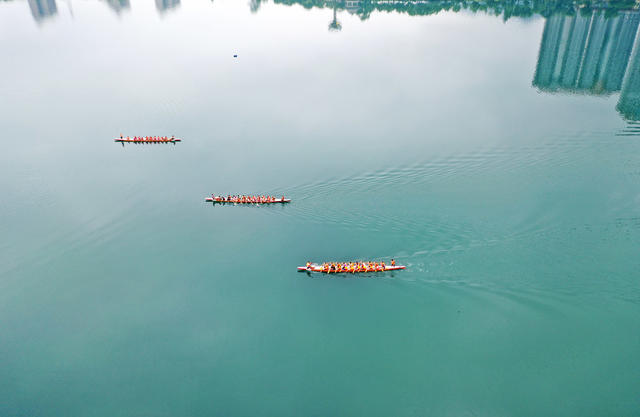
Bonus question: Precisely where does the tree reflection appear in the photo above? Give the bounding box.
[272,0,637,25]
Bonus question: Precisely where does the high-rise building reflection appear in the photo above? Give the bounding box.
[617,44,640,121]
[103,0,130,15]
[28,0,57,21]
[249,0,263,14]
[533,9,640,121]
[155,0,180,13]
[534,10,640,94]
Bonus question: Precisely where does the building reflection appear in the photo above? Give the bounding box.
[534,9,640,121]
[617,44,640,121]
[344,0,360,14]
[103,0,130,14]
[28,0,57,21]
[155,0,180,13]
[249,0,264,13]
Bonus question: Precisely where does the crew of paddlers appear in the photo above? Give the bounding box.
[306,259,396,273]
[213,195,286,203]
[119,135,176,141]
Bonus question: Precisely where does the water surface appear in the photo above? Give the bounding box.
[1,1,640,416]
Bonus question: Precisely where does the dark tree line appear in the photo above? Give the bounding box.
[272,0,638,21]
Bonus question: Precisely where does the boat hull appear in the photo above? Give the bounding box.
[115,139,181,143]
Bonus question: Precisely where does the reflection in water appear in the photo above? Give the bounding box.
[534,9,640,121]
[8,0,640,121]
[328,7,342,31]
[618,44,640,121]
[533,11,639,94]
[249,0,264,13]
[103,0,130,15]
[273,0,637,28]
[28,0,57,21]
[155,0,180,13]
[344,0,360,14]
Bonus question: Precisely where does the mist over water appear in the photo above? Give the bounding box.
[1,0,640,416]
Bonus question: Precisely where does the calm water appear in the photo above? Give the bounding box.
[1,0,640,415]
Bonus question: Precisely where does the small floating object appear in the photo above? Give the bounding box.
[115,135,181,144]
[298,261,405,274]
[233,54,238,58]
[206,195,291,204]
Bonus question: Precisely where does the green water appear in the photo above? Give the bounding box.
[1,0,640,415]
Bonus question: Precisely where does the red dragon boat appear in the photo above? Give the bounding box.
[206,196,291,204]
[297,262,405,274]
[115,135,181,144]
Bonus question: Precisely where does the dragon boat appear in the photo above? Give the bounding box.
[206,196,291,204]
[115,136,181,143]
[297,262,405,273]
